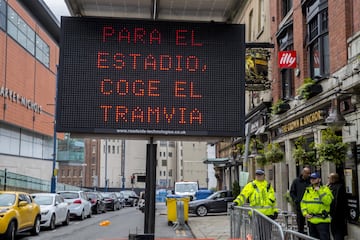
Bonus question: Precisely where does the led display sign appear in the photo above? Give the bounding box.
[57,17,245,137]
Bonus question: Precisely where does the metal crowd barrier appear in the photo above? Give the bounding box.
[230,206,319,240]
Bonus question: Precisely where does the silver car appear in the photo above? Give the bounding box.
[57,191,91,220]
[31,193,70,229]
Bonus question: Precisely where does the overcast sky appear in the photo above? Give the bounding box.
[43,0,70,21]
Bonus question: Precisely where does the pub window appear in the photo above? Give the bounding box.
[277,23,294,99]
[306,0,329,78]
[281,68,294,99]
[282,0,293,18]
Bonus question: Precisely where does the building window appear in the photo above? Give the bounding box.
[35,35,49,67]
[307,1,329,78]
[92,146,96,154]
[7,6,35,55]
[108,145,111,153]
[0,0,6,31]
[91,156,96,164]
[258,0,264,33]
[159,171,162,176]
[73,169,77,177]
[162,160,167,166]
[117,146,120,154]
[112,145,115,154]
[277,22,294,99]
[168,152,173,158]
[248,10,253,41]
[169,169,172,177]
[281,68,294,99]
[282,0,292,18]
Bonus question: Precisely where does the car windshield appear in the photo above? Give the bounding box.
[121,191,135,198]
[206,192,223,199]
[102,192,113,198]
[58,192,79,199]
[32,195,53,205]
[175,183,197,192]
[87,192,97,199]
[0,193,16,206]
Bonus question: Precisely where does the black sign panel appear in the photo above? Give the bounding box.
[57,17,245,137]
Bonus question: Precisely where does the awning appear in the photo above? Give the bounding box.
[203,158,230,166]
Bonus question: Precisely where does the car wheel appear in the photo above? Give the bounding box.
[80,209,85,220]
[87,208,92,218]
[5,220,16,240]
[49,214,56,230]
[31,216,41,235]
[196,205,208,217]
[63,211,70,226]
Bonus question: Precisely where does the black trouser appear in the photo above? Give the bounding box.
[330,221,346,240]
[308,222,330,240]
[295,210,306,233]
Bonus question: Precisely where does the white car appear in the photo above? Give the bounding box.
[57,191,92,220]
[31,193,70,230]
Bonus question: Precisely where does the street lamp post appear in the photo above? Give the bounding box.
[50,66,59,193]
[105,139,108,192]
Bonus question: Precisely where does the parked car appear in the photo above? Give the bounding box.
[188,190,234,217]
[57,191,92,220]
[138,191,145,213]
[100,192,121,211]
[86,192,107,214]
[120,190,139,207]
[0,191,41,239]
[114,192,126,209]
[31,193,70,230]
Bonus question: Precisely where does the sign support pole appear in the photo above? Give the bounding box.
[144,137,156,237]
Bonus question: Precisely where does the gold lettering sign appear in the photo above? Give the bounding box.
[281,110,323,133]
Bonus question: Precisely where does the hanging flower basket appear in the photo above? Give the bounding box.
[296,77,323,100]
[292,136,318,166]
[255,149,268,167]
[271,99,290,115]
[264,143,284,163]
[315,128,348,166]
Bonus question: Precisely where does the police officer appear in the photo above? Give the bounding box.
[233,169,278,239]
[301,172,333,240]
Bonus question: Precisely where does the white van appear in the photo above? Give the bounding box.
[174,181,199,200]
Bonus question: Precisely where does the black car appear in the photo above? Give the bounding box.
[120,190,139,207]
[100,192,121,211]
[114,192,126,209]
[188,190,234,217]
[86,192,106,214]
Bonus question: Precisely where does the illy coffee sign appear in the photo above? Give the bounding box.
[278,51,297,68]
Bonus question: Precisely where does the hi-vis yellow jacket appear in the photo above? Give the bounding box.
[233,180,277,216]
[300,185,333,224]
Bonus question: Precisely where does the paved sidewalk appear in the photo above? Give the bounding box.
[187,214,230,240]
[156,202,230,239]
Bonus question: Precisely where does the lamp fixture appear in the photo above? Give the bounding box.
[325,97,346,129]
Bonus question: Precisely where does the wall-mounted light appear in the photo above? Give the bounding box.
[325,97,346,129]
